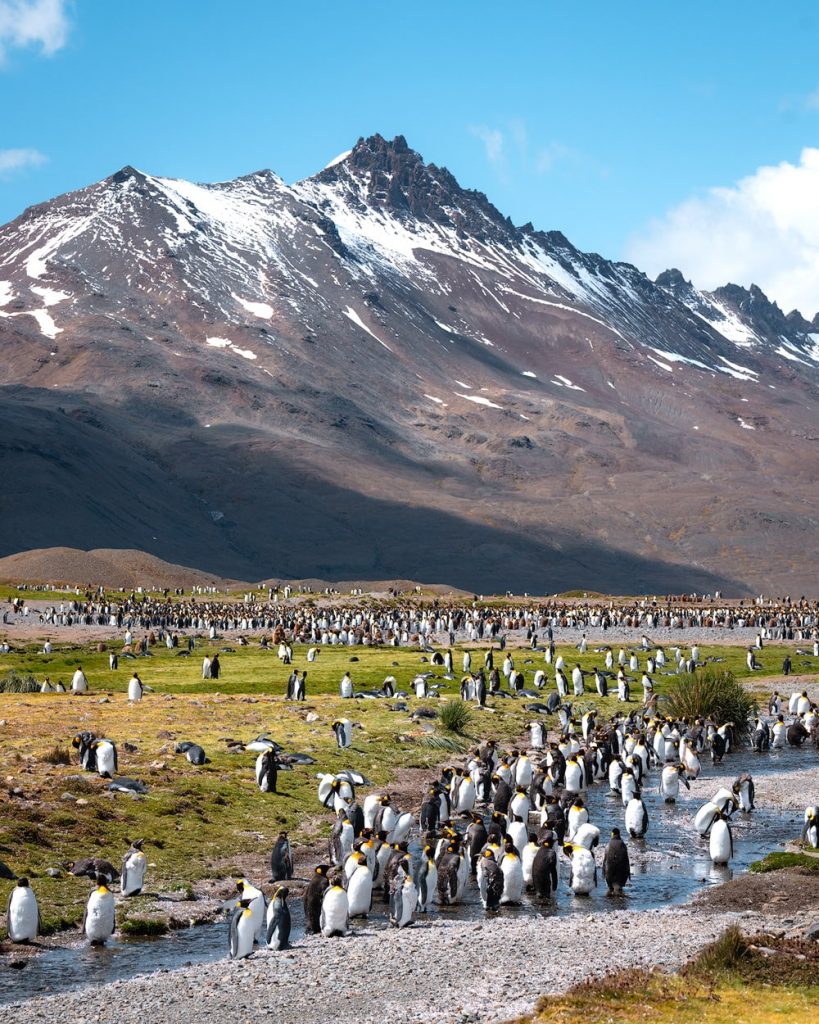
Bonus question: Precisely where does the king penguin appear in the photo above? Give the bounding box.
[6,878,40,943]
[265,886,291,950]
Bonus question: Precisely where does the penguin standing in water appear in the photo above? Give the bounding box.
[709,812,733,865]
[229,898,256,959]
[320,881,349,937]
[802,807,818,849]
[121,839,147,896]
[304,865,330,934]
[6,878,40,943]
[333,719,353,749]
[270,832,293,882]
[625,793,649,838]
[265,886,291,950]
[602,828,630,895]
[732,774,755,812]
[659,764,690,804]
[563,843,597,895]
[532,837,558,898]
[83,874,116,945]
[477,849,504,911]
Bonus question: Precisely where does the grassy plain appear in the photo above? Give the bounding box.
[0,633,811,935]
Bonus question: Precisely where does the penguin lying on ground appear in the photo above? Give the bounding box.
[175,742,209,765]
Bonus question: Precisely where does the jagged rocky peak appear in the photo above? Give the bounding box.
[714,282,813,334]
[311,133,513,237]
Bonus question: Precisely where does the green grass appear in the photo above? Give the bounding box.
[0,631,815,938]
[749,851,819,873]
[439,699,472,734]
[662,667,758,735]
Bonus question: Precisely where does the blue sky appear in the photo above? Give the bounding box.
[2,1,819,313]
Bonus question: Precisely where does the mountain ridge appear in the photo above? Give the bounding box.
[1,134,818,594]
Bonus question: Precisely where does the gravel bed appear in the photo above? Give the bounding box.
[0,907,767,1024]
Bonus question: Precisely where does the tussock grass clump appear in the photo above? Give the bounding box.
[120,917,169,937]
[42,745,72,765]
[418,734,469,754]
[438,699,472,735]
[662,667,756,735]
[750,851,819,873]
[689,925,749,976]
[0,669,40,693]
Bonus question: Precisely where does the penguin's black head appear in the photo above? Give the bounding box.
[611,828,621,839]
[315,864,329,875]
[275,886,289,900]
[17,877,29,887]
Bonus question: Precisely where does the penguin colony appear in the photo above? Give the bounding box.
[2,646,817,955]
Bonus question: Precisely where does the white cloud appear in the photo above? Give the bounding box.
[470,124,504,167]
[0,0,70,62]
[626,147,819,318]
[0,146,46,175]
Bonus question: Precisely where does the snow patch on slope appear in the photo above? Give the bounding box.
[206,336,257,360]
[343,306,393,351]
[233,294,274,319]
[455,392,503,409]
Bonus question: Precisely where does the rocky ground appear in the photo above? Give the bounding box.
[0,906,798,1024]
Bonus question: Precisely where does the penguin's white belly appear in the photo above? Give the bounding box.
[96,745,115,777]
[347,870,372,916]
[455,781,475,813]
[500,857,523,903]
[521,845,537,884]
[395,882,417,926]
[694,803,719,835]
[418,864,437,909]
[452,855,468,899]
[625,800,646,836]
[127,680,142,701]
[508,822,528,855]
[570,850,596,893]
[122,852,147,895]
[231,911,256,958]
[8,890,38,942]
[320,891,349,936]
[85,892,115,942]
[661,772,679,800]
[710,821,732,863]
[573,823,600,850]
[564,764,582,792]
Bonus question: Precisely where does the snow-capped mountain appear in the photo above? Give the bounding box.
[1,134,818,593]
